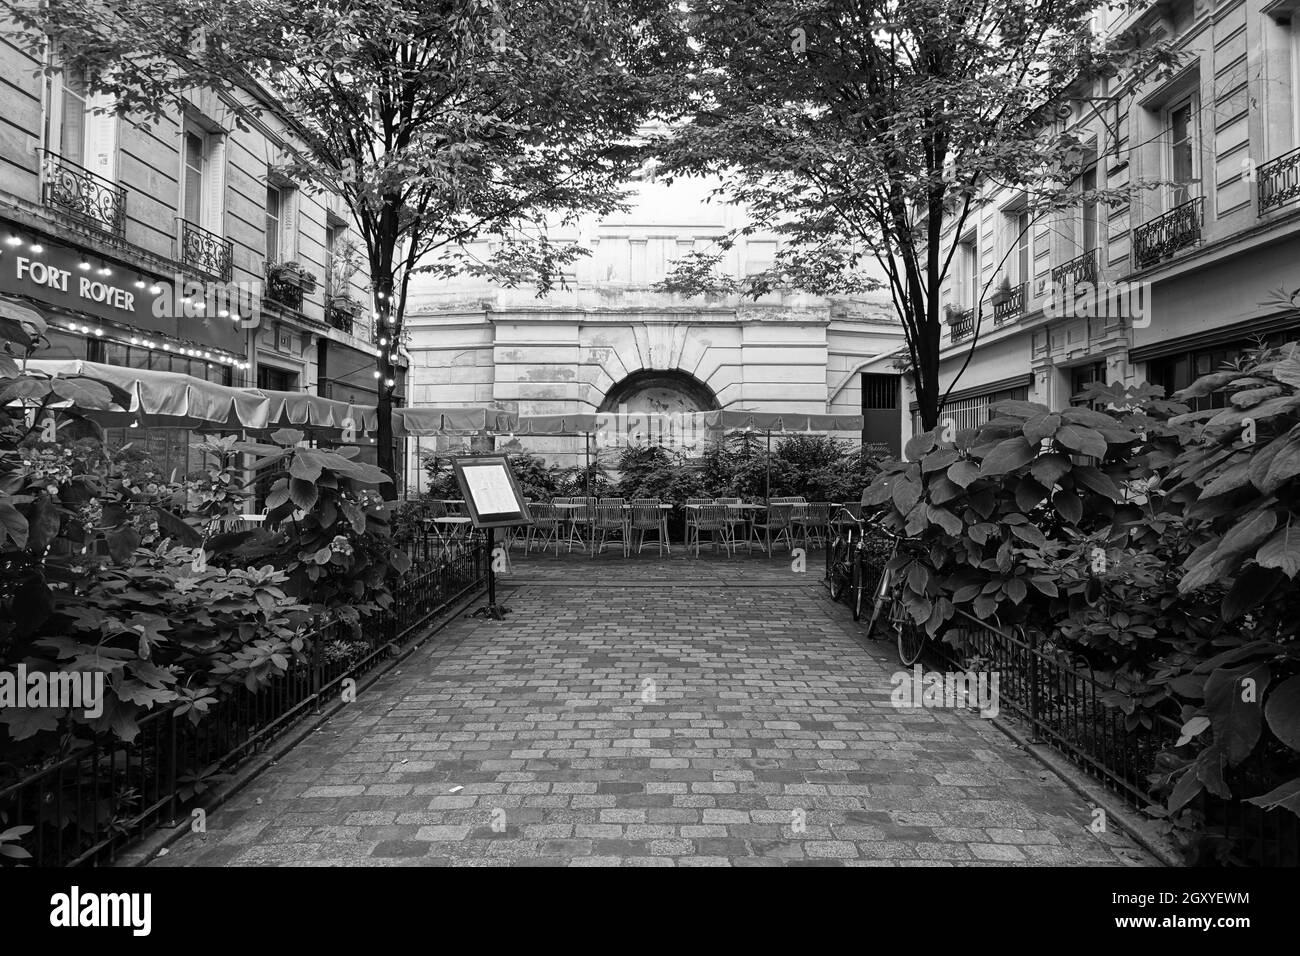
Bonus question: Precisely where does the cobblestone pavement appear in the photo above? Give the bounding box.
[154,550,1156,867]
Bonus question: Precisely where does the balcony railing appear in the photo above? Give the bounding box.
[38,149,126,237]
[948,308,975,342]
[1133,197,1202,269]
[177,218,233,281]
[325,298,355,334]
[1050,248,1097,292]
[992,282,1026,325]
[1259,146,1300,215]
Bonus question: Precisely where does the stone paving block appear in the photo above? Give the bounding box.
[151,557,1156,869]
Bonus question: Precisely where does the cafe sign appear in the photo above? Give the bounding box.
[0,225,242,353]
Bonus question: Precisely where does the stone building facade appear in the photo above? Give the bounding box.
[0,23,395,475]
[402,173,906,482]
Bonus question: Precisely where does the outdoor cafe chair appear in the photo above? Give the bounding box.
[685,497,712,536]
[591,502,630,557]
[749,502,795,555]
[691,503,732,557]
[711,497,747,541]
[526,503,564,556]
[600,496,626,506]
[630,501,670,556]
[433,507,472,554]
[569,496,598,552]
[791,501,833,549]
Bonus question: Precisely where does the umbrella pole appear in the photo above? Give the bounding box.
[585,432,591,499]
[765,428,771,502]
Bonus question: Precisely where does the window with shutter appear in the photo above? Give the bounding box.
[265,185,281,263]
[59,69,87,164]
[182,130,205,225]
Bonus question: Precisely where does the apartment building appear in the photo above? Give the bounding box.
[871,0,1300,439]
[0,24,396,474]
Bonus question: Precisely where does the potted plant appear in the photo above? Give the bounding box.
[990,274,1013,307]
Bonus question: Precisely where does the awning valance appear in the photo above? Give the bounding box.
[21,359,380,436]
[504,410,865,436]
[10,361,865,439]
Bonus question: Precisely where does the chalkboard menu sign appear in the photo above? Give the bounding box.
[450,456,533,528]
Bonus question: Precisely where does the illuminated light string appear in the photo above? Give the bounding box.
[59,319,249,369]
[5,228,250,365]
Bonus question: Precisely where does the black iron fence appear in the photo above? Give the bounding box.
[948,308,975,342]
[992,283,1026,325]
[0,536,485,867]
[39,149,127,237]
[1258,146,1300,215]
[1133,197,1203,268]
[920,609,1298,866]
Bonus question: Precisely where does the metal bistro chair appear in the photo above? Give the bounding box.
[691,502,733,557]
[600,496,626,506]
[503,499,534,550]
[570,496,598,553]
[433,500,472,555]
[685,497,713,544]
[713,497,745,546]
[527,502,564,556]
[749,502,795,555]
[791,501,833,550]
[591,502,630,557]
[629,500,670,556]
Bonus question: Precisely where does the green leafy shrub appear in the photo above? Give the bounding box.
[859,347,1300,860]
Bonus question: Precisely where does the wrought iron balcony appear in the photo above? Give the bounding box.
[38,149,126,237]
[1051,248,1097,292]
[1259,146,1300,215]
[948,307,975,342]
[177,218,233,281]
[325,297,355,334]
[1133,197,1202,269]
[992,282,1026,325]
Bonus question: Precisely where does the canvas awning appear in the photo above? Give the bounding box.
[11,361,865,439]
[20,359,380,436]
[505,410,864,436]
[394,406,520,436]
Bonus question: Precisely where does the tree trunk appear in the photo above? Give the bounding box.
[374,269,397,500]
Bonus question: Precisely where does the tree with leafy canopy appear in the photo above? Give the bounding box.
[7,0,688,489]
[653,0,1178,430]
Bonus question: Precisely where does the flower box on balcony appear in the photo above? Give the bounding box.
[327,294,363,317]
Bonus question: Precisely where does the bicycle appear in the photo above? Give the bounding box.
[825,507,927,665]
[860,528,928,666]
[824,506,873,621]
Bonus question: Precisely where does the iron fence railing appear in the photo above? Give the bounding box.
[948,308,975,342]
[920,609,1298,866]
[38,149,127,237]
[992,282,1026,325]
[1258,146,1300,215]
[0,536,485,867]
[1051,248,1097,292]
[177,218,234,282]
[1133,197,1203,268]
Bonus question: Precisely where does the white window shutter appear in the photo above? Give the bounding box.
[84,92,117,182]
[205,135,226,235]
[284,188,299,261]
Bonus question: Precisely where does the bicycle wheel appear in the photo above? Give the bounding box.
[893,599,927,666]
[826,539,847,601]
[849,549,864,621]
[861,566,889,641]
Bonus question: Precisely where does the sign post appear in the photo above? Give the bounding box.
[450,455,533,620]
